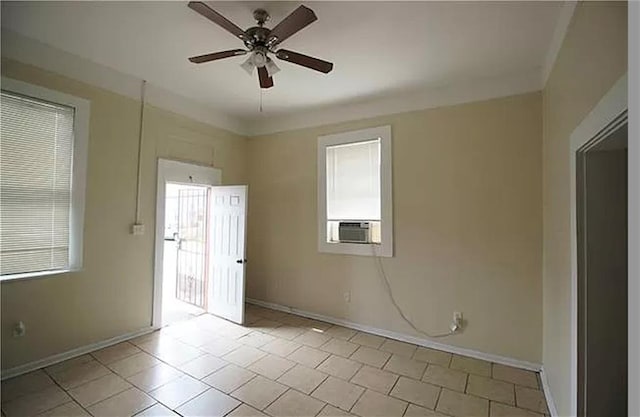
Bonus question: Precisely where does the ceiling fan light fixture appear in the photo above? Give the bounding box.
[240,57,255,76]
[265,59,280,77]
[250,51,268,68]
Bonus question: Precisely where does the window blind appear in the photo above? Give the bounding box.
[1,91,75,276]
[326,138,381,221]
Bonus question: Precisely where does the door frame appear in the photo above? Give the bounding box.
[569,73,627,416]
[153,158,221,328]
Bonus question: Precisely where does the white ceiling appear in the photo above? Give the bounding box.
[2,1,564,130]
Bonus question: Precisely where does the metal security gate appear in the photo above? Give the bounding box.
[175,187,209,308]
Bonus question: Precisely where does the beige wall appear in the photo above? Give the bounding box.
[541,2,627,415]
[247,92,543,363]
[0,58,248,370]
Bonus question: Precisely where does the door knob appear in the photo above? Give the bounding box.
[236,259,247,264]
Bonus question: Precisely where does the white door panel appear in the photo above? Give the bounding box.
[208,185,247,324]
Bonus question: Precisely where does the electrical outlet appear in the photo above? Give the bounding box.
[13,321,26,338]
[131,223,145,235]
[453,311,463,324]
[450,311,463,333]
[343,291,351,303]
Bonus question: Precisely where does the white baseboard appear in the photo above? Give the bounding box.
[540,367,559,417]
[247,298,542,372]
[0,326,156,380]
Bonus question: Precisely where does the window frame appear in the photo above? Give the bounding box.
[317,125,393,257]
[1,77,90,281]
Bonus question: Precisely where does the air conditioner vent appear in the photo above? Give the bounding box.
[338,222,371,243]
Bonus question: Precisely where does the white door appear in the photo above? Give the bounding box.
[208,185,248,324]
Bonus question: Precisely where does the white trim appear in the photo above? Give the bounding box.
[569,73,627,417]
[317,126,393,257]
[153,159,221,328]
[540,367,559,417]
[246,69,542,136]
[246,297,541,372]
[541,1,577,87]
[1,29,248,136]
[0,326,154,380]
[0,76,89,280]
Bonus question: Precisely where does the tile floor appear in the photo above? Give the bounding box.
[1,305,551,417]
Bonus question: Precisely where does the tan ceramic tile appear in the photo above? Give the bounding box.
[141,339,204,367]
[265,389,325,417]
[379,340,417,358]
[175,388,240,417]
[231,375,287,410]
[349,346,391,368]
[227,404,268,416]
[383,355,427,380]
[261,339,302,357]
[287,345,331,368]
[253,309,287,321]
[389,377,439,409]
[277,364,328,394]
[317,355,362,380]
[134,403,180,416]
[1,370,54,402]
[403,404,446,416]
[201,338,242,357]
[92,342,141,365]
[492,364,539,389]
[68,373,131,407]
[294,331,332,348]
[436,389,489,417]
[350,366,398,395]
[48,360,112,389]
[266,325,307,341]
[129,331,171,348]
[202,364,256,394]
[176,329,219,348]
[248,354,296,380]
[515,386,548,414]
[317,404,352,416]
[109,352,161,378]
[321,339,359,357]
[238,331,277,348]
[35,401,90,417]
[422,364,467,392]
[412,348,452,367]
[449,355,491,377]
[251,319,283,332]
[180,354,227,379]
[349,333,385,349]
[490,402,545,417]
[223,346,267,367]
[126,363,183,392]
[149,376,209,409]
[2,385,70,417]
[87,387,155,417]
[351,389,407,417]
[302,319,333,332]
[277,314,308,327]
[324,326,358,341]
[311,377,365,411]
[45,355,94,375]
[467,375,515,405]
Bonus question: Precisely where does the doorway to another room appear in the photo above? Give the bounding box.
[154,159,248,329]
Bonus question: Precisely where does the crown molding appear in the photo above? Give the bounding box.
[541,1,578,87]
[245,68,543,136]
[1,30,249,136]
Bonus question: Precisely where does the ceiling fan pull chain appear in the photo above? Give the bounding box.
[259,88,263,113]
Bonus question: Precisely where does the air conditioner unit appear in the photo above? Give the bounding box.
[338,222,371,243]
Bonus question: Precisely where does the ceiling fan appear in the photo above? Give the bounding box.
[187,1,334,89]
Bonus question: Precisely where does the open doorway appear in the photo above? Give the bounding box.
[576,121,628,416]
[161,183,209,326]
[153,159,248,329]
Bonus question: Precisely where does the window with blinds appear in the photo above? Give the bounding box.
[1,91,75,276]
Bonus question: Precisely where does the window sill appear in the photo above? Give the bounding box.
[318,241,393,257]
[1,269,76,283]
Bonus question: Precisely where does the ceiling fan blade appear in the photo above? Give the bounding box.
[257,66,274,89]
[275,49,333,73]
[267,5,317,46]
[188,2,246,41]
[189,49,247,64]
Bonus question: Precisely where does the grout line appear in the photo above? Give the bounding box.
[433,386,443,412]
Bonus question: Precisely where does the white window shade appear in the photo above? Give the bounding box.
[1,92,75,276]
[326,139,381,220]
